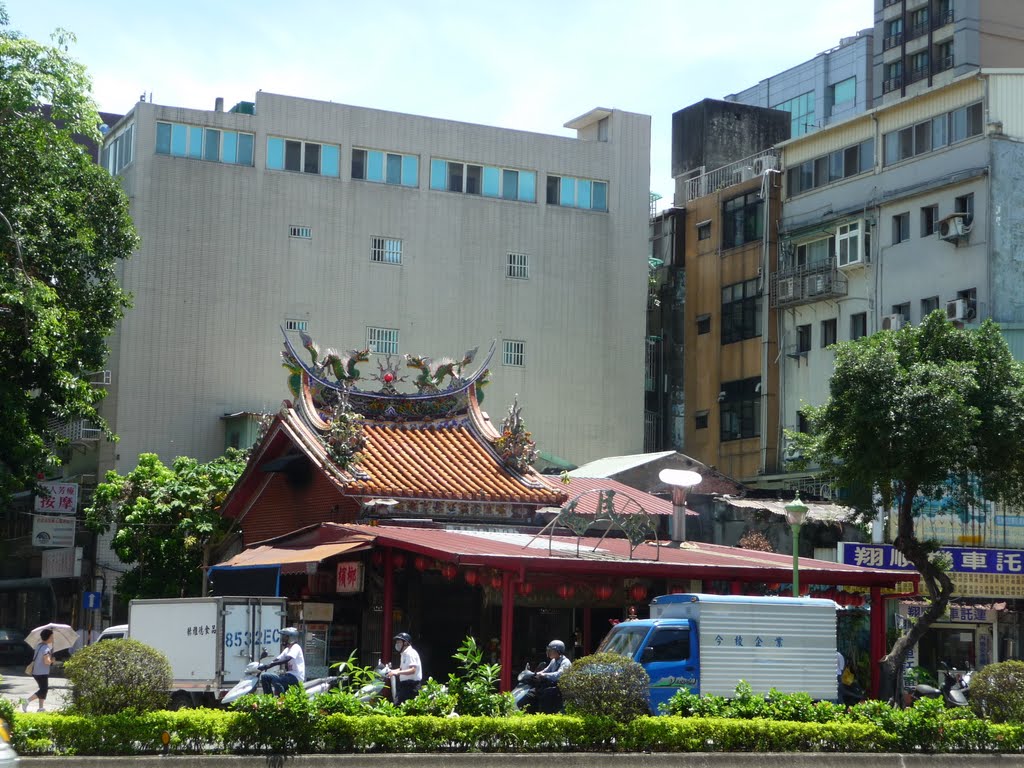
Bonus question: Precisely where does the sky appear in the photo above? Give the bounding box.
[7,0,873,205]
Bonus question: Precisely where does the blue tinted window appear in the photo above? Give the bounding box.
[386,153,402,185]
[519,171,536,202]
[502,169,518,200]
[222,131,237,164]
[401,155,418,187]
[156,122,171,154]
[171,123,187,156]
[483,166,500,197]
[321,144,339,176]
[593,181,608,211]
[204,129,220,161]
[560,177,576,207]
[577,179,592,209]
[188,126,203,158]
[430,158,446,190]
[267,138,284,170]
[237,134,254,166]
[367,150,384,182]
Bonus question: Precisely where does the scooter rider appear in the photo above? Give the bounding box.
[386,632,422,704]
[259,627,305,695]
[534,639,571,712]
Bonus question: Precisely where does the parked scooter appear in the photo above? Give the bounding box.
[353,661,392,704]
[511,662,563,713]
[901,663,969,709]
[221,652,345,705]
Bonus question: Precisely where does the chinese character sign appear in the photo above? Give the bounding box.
[336,561,364,594]
[839,542,1024,574]
[34,482,79,514]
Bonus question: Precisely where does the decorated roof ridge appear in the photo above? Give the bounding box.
[281,328,495,402]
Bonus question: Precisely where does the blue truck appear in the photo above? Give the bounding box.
[597,593,839,713]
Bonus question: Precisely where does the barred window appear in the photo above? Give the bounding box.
[289,225,312,239]
[371,237,402,264]
[502,340,525,367]
[506,252,529,279]
[285,319,308,331]
[367,327,399,355]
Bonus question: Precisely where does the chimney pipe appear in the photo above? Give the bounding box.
[669,487,688,542]
[214,97,224,112]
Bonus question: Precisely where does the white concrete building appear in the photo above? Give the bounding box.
[92,93,651,475]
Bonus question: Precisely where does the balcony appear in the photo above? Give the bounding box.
[883,33,904,51]
[771,265,849,309]
[883,76,904,94]
[678,150,778,204]
[933,54,954,73]
[932,9,954,27]
[908,21,930,41]
[47,418,102,446]
[907,65,930,84]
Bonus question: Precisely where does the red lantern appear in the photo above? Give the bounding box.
[440,563,457,581]
[464,569,479,587]
[516,582,533,596]
[629,583,647,603]
[392,552,406,570]
[413,555,429,572]
[556,584,575,600]
[595,584,614,601]
[490,574,503,590]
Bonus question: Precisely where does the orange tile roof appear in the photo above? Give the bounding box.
[345,423,565,505]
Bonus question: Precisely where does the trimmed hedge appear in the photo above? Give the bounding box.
[8,708,1024,756]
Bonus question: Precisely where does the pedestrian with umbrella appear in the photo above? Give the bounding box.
[22,623,76,712]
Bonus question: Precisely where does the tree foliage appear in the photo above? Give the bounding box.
[84,450,248,600]
[0,8,136,499]
[789,312,1024,694]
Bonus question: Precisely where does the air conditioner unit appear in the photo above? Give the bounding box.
[739,166,756,182]
[777,277,796,301]
[882,313,906,331]
[804,274,828,296]
[751,155,778,174]
[938,214,970,241]
[946,298,976,322]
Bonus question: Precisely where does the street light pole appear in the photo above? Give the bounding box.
[785,494,809,596]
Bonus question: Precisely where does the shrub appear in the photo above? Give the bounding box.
[228,686,321,754]
[444,636,515,717]
[559,652,650,722]
[62,638,172,715]
[969,660,1024,723]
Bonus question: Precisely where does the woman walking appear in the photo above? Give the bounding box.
[23,628,53,712]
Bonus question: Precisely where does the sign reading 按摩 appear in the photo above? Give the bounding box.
[34,482,79,514]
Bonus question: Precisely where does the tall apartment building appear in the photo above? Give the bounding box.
[89,93,651,479]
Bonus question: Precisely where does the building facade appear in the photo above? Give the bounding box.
[93,93,651,478]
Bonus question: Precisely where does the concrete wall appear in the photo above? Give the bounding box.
[671,99,789,179]
[990,138,1024,323]
[100,94,651,473]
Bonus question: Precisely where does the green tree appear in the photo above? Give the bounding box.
[84,450,248,599]
[790,312,1024,697]
[0,7,136,500]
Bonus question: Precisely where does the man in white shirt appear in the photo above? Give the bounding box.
[259,627,305,695]
[387,632,422,704]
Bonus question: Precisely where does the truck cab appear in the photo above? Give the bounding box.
[598,618,696,713]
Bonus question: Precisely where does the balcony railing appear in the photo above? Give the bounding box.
[932,9,954,27]
[933,54,954,73]
[908,65,930,84]
[771,264,849,308]
[678,150,778,204]
[643,411,661,453]
[883,33,904,50]
[908,21,930,40]
[883,0,901,7]
[47,418,102,445]
[883,76,904,94]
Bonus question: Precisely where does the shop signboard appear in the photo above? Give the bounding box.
[335,561,364,594]
[34,482,79,514]
[41,546,83,578]
[33,514,76,548]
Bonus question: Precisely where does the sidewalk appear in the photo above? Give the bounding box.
[0,665,71,712]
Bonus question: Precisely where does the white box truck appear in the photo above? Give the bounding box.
[597,593,839,713]
[128,596,287,708]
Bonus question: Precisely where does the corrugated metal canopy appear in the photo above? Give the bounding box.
[219,540,370,574]
[724,498,857,523]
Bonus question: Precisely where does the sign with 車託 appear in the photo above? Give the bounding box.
[34,482,79,514]
[336,561,364,594]
[838,542,1024,574]
[33,514,76,548]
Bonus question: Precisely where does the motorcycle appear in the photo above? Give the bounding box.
[511,662,563,713]
[901,663,969,709]
[221,652,346,705]
[353,661,392,704]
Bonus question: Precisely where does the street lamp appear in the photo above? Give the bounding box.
[658,469,702,542]
[784,494,809,596]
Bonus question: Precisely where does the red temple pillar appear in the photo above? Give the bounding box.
[500,571,514,691]
[869,586,884,698]
[731,581,743,595]
[382,548,394,664]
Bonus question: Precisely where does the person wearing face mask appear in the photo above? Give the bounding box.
[386,632,422,704]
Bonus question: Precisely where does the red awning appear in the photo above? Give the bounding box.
[219,540,370,574]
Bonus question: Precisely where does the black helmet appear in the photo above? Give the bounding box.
[281,627,299,641]
[393,632,412,644]
[547,639,566,654]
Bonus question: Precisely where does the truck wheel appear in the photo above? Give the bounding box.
[169,691,193,710]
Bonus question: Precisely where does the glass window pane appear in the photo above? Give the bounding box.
[267,137,284,170]
[560,176,576,207]
[519,171,536,202]
[321,144,339,177]
[546,175,560,204]
[221,131,237,164]
[304,142,320,174]
[829,150,843,181]
[577,179,592,209]
[884,132,899,165]
[188,126,203,158]
[401,155,418,187]
[860,138,874,173]
[932,115,948,148]
[448,161,464,192]
[367,150,384,182]
[352,149,367,179]
[156,122,171,154]
[237,133,253,166]
[914,122,931,155]
[430,158,446,190]
[502,169,518,200]
[284,140,302,171]
[386,153,402,185]
[204,129,220,162]
[171,123,187,156]
[951,107,967,142]
[483,166,500,197]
